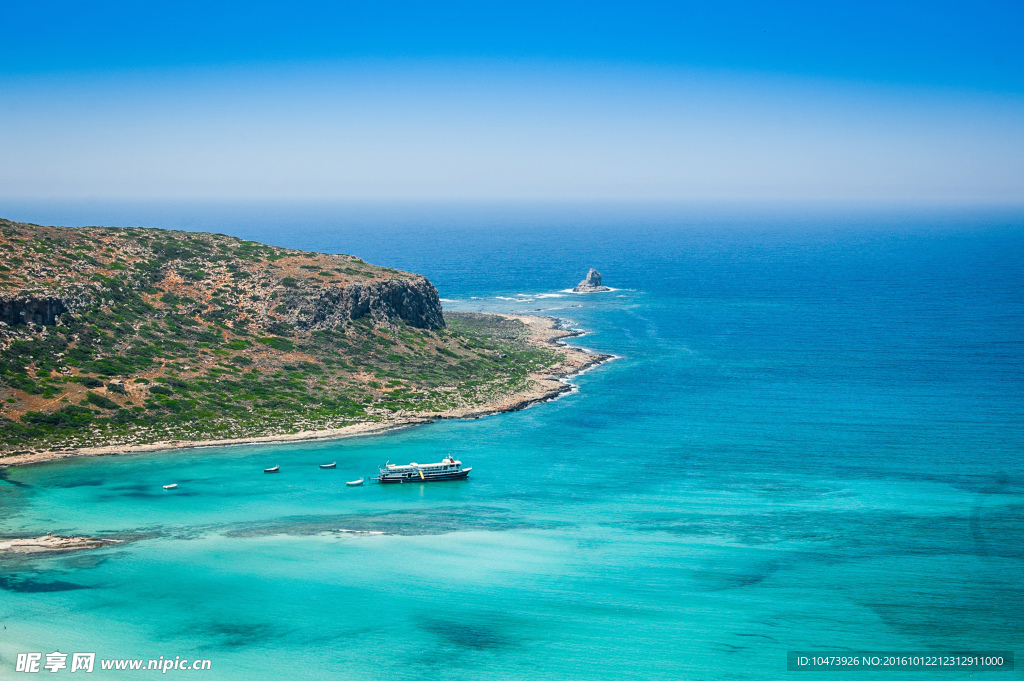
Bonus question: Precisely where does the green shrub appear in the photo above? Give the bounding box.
[258,336,294,352]
[85,392,120,410]
[195,329,221,344]
[66,347,93,364]
[82,357,136,376]
[22,405,94,430]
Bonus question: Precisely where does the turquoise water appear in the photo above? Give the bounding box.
[1,205,1022,679]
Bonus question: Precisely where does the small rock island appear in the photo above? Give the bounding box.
[573,268,611,293]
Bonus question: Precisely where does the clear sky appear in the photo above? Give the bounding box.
[2,1,1022,202]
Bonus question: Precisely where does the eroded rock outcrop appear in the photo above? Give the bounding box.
[285,276,445,331]
[0,296,68,326]
[573,268,611,293]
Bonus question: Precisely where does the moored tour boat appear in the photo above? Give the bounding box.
[264,466,280,473]
[377,456,471,483]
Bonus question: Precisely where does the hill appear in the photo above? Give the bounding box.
[0,218,609,463]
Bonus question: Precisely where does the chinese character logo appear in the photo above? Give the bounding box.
[15,653,42,673]
[71,653,95,673]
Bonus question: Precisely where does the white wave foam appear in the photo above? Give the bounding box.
[560,287,621,294]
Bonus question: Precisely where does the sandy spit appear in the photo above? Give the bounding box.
[0,535,120,554]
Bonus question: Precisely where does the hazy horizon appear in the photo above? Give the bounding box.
[3,2,1023,204]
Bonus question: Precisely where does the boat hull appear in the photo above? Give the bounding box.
[378,469,470,484]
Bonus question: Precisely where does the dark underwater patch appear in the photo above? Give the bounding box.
[418,617,513,650]
[691,561,781,591]
[0,574,92,592]
[223,506,537,538]
[185,620,295,649]
[50,478,105,488]
[58,552,113,570]
[0,468,29,487]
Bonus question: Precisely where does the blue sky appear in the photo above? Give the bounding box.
[2,1,1022,201]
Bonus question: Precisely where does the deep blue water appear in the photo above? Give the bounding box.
[0,203,1022,679]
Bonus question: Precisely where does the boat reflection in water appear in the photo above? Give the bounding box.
[377,456,471,483]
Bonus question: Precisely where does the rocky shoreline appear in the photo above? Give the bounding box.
[0,315,613,468]
[0,534,120,554]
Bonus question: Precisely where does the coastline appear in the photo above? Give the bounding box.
[0,535,120,554]
[0,315,613,468]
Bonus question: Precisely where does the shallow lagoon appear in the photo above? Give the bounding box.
[1,206,1022,679]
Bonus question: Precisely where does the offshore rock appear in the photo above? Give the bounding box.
[573,268,611,293]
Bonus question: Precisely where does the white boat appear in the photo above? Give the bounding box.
[346,478,364,486]
[320,462,337,469]
[377,456,471,483]
[163,484,178,490]
[264,465,280,473]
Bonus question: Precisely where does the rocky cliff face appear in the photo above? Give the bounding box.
[0,217,445,334]
[0,296,68,326]
[290,276,445,330]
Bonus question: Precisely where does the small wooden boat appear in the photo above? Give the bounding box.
[264,466,280,473]
[319,462,336,469]
[163,484,178,490]
[346,478,364,486]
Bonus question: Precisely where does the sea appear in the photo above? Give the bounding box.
[0,202,1021,679]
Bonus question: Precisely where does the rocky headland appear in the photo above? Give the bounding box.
[0,218,613,465]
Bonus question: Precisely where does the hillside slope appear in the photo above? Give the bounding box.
[0,218,602,459]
